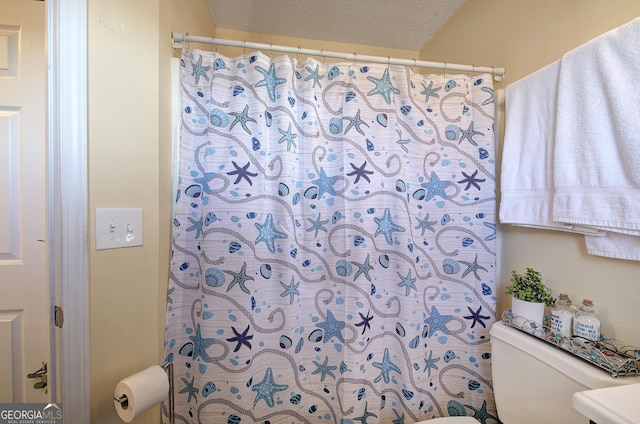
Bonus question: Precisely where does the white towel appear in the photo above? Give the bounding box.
[585,233,640,262]
[499,61,606,236]
[553,17,640,235]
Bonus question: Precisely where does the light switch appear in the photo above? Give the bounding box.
[95,208,143,250]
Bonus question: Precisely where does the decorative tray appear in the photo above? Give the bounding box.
[502,310,640,378]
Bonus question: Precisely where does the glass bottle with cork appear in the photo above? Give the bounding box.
[550,293,574,338]
[573,299,601,342]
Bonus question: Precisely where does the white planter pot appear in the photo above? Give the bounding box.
[511,297,545,332]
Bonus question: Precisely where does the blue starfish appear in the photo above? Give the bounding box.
[367,68,400,104]
[481,87,494,106]
[463,306,491,329]
[312,356,337,381]
[311,167,340,199]
[224,262,254,294]
[186,216,204,239]
[459,121,484,146]
[353,402,378,424]
[226,324,253,352]
[396,269,417,296]
[459,254,488,281]
[254,213,288,253]
[392,409,406,424]
[167,286,174,304]
[252,367,288,408]
[191,55,210,84]
[193,171,217,194]
[350,254,374,282]
[306,213,329,237]
[229,104,257,135]
[179,375,199,403]
[423,350,440,377]
[414,214,437,235]
[395,129,411,153]
[278,123,297,151]
[227,160,258,185]
[424,305,454,338]
[464,400,498,424]
[373,347,401,383]
[255,63,287,102]
[279,276,300,304]
[374,208,405,245]
[346,161,374,184]
[355,310,373,335]
[420,80,441,102]
[458,170,485,191]
[189,323,214,362]
[305,64,324,88]
[421,172,451,201]
[484,222,496,241]
[316,309,345,343]
[343,109,370,136]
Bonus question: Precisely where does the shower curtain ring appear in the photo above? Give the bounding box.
[297,46,301,61]
[444,62,447,77]
[270,43,274,59]
[243,40,246,56]
[184,32,190,49]
[353,52,357,67]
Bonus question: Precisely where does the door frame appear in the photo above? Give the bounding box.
[49,1,90,422]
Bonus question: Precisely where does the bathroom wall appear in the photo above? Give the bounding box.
[86,1,640,422]
[88,0,215,422]
[421,0,640,344]
[212,27,418,62]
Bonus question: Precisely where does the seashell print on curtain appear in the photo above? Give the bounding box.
[164,49,498,424]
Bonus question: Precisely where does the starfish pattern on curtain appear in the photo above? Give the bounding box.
[164,49,498,424]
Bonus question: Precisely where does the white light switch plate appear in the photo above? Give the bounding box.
[95,208,143,250]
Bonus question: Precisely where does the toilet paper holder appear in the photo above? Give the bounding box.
[113,394,127,406]
[113,362,174,424]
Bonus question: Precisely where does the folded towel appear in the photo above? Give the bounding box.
[499,61,606,236]
[585,233,640,262]
[553,17,640,234]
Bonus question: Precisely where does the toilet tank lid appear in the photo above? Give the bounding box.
[489,322,638,389]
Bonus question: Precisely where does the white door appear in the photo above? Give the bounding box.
[0,0,51,403]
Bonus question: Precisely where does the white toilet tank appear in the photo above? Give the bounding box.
[490,321,638,424]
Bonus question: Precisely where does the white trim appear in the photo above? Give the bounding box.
[47,0,58,403]
[49,0,90,422]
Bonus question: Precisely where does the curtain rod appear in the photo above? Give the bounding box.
[172,33,505,82]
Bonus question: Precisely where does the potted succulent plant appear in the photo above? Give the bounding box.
[505,267,555,329]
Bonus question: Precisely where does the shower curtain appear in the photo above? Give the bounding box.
[165,48,498,424]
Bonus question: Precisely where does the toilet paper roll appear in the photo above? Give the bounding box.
[113,365,169,422]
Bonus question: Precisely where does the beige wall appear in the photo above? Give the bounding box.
[422,0,640,343]
[88,0,215,422]
[213,27,418,62]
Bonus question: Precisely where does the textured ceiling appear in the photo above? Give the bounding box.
[207,0,466,51]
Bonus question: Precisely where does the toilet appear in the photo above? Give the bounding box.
[418,321,638,423]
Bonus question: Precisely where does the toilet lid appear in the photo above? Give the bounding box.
[415,417,479,423]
